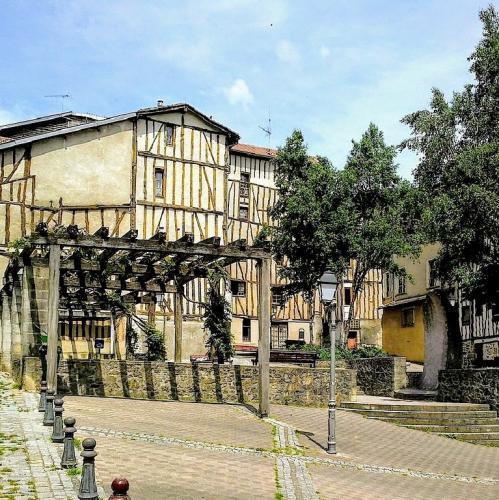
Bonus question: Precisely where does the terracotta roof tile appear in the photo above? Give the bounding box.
[231,143,276,158]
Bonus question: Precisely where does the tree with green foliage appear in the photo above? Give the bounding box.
[270,126,421,337]
[402,5,499,304]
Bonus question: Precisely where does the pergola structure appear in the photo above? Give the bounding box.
[4,224,272,416]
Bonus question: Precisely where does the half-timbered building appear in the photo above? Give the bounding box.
[0,102,382,361]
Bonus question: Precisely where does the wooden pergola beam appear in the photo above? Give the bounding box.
[30,236,269,260]
[62,275,176,293]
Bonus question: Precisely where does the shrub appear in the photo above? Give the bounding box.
[290,343,388,360]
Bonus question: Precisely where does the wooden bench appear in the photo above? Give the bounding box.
[251,349,318,368]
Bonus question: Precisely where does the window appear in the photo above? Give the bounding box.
[272,287,284,305]
[384,272,392,297]
[298,328,305,340]
[240,173,250,198]
[230,280,246,297]
[155,169,165,197]
[475,298,484,317]
[398,276,406,295]
[242,317,251,342]
[492,303,499,322]
[165,125,174,146]
[401,308,415,327]
[428,259,440,288]
[462,305,471,326]
[344,286,352,306]
[239,205,249,220]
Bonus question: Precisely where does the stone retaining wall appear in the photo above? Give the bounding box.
[438,368,499,412]
[22,358,357,407]
[347,357,407,397]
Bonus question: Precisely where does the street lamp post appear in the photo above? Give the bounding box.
[318,271,339,455]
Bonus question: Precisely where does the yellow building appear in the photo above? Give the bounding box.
[381,244,451,388]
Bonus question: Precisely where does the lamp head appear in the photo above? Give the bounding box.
[318,271,338,305]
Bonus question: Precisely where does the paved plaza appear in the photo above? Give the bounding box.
[1,374,499,499]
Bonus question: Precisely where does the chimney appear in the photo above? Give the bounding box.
[157,99,164,108]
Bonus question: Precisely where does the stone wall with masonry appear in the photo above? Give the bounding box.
[23,358,357,407]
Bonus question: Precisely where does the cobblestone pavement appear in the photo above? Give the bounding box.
[271,404,499,480]
[63,395,499,499]
[0,374,80,499]
[4,385,499,500]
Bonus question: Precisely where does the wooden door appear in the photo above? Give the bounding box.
[271,322,288,349]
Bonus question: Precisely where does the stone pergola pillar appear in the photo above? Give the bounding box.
[10,277,22,381]
[1,290,12,372]
[46,245,61,392]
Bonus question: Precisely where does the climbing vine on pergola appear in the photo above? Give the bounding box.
[3,222,273,417]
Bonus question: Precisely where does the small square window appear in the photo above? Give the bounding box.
[401,308,415,327]
[272,287,284,305]
[231,280,246,297]
[242,317,251,342]
[239,205,249,220]
[462,305,471,326]
[155,169,165,197]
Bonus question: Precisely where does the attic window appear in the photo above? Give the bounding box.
[165,125,174,146]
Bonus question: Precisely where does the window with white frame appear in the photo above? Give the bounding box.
[398,276,406,295]
[240,172,250,198]
[155,169,165,197]
[230,280,246,297]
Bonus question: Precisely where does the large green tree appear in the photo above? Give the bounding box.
[402,5,499,303]
[270,125,421,331]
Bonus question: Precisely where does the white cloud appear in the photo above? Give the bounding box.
[320,45,330,58]
[276,40,300,64]
[224,79,254,108]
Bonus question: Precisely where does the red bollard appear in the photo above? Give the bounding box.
[109,478,130,499]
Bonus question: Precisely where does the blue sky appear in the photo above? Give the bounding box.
[0,0,493,177]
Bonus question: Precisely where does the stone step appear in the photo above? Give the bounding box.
[370,416,499,425]
[393,388,437,401]
[342,408,497,419]
[468,440,499,447]
[404,424,499,433]
[341,402,490,412]
[439,432,499,441]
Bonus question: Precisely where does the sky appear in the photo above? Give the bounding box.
[0,0,494,178]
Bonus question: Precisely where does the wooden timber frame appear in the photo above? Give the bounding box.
[6,226,272,417]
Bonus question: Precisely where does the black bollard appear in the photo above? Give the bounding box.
[78,438,98,500]
[51,398,64,443]
[109,477,131,499]
[61,417,78,469]
[38,381,47,412]
[43,389,55,426]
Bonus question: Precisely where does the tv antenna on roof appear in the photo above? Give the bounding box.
[258,111,272,150]
[44,94,71,112]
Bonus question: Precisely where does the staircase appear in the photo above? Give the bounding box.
[341,398,499,447]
